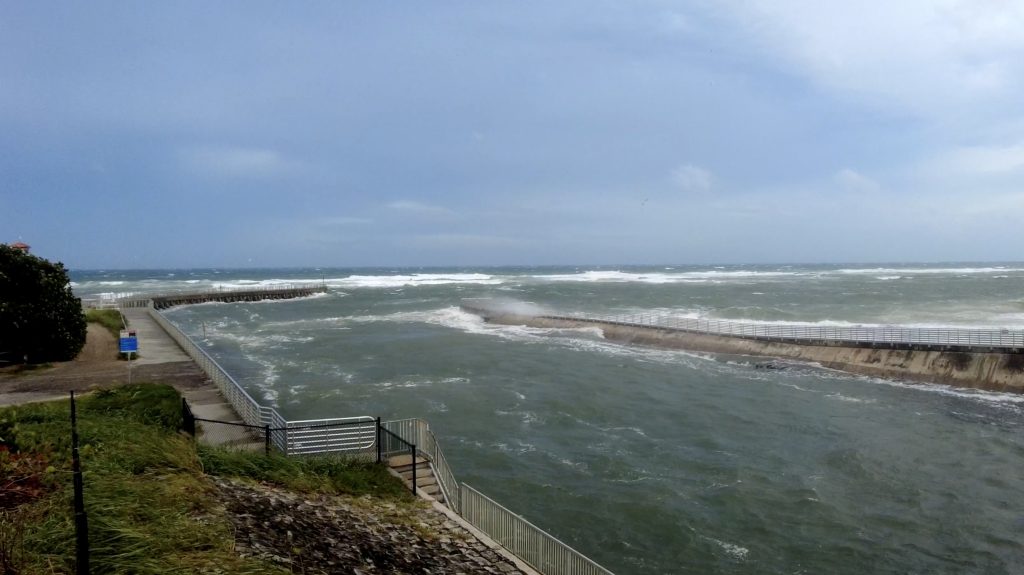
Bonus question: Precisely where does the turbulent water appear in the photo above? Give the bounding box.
[72,264,1024,574]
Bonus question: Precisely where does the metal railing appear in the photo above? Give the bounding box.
[378,425,419,496]
[382,418,460,511]
[538,311,1024,351]
[149,300,615,575]
[279,417,377,455]
[150,306,267,426]
[150,305,376,457]
[460,484,614,575]
[81,297,120,309]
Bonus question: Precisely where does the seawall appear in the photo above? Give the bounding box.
[471,311,1024,394]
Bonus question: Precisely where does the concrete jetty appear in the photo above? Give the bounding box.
[463,304,1024,394]
[121,308,258,447]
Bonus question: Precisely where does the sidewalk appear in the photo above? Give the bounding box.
[123,308,259,449]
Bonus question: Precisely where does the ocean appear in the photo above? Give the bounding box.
[71,264,1024,574]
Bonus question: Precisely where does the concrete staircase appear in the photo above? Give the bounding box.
[184,387,265,451]
[389,454,445,503]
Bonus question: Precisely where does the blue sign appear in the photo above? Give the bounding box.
[119,336,138,353]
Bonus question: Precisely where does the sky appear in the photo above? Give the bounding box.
[2,1,1023,269]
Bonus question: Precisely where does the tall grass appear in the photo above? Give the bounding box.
[198,446,414,500]
[84,309,126,339]
[0,384,409,574]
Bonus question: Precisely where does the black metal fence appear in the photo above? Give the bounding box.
[378,423,417,496]
[69,391,89,575]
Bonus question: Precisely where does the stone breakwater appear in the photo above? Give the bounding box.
[472,311,1024,394]
[214,477,527,575]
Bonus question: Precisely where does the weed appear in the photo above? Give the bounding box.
[84,309,127,339]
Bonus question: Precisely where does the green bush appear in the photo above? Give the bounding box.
[0,245,86,364]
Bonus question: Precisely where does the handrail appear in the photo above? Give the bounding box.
[148,305,374,456]
[148,306,266,426]
[148,298,615,574]
[382,418,460,511]
[460,484,614,575]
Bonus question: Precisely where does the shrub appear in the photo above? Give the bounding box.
[0,245,86,364]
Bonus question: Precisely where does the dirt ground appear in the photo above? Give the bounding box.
[0,325,208,405]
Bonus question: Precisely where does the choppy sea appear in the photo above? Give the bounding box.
[72,264,1024,574]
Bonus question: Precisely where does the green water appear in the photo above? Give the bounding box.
[74,264,1024,574]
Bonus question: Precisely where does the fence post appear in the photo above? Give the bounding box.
[70,391,89,575]
[264,425,271,456]
[375,417,382,464]
[182,398,195,436]
[410,443,417,496]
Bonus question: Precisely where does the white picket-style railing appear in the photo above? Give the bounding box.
[382,418,460,511]
[149,306,375,455]
[460,484,614,575]
[557,311,1024,350]
[148,299,616,575]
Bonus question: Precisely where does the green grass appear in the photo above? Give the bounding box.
[0,384,411,574]
[84,309,127,339]
[198,446,414,500]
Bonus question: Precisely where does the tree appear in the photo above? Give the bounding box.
[0,245,86,364]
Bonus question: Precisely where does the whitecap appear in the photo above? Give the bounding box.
[837,266,1022,275]
[532,270,801,284]
[702,536,749,561]
[327,273,503,288]
[825,393,876,404]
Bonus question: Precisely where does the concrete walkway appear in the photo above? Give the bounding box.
[123,308,260,450]
[122,308,190,365]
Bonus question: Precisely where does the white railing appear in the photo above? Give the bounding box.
[460,484,614,575]
[81,297,120,309]
[382,418,460,511]
[282,416,377,455]
[148,305,374,456]
[541,312,1024,350]
[149,301,616,575]
[149,306,267,426]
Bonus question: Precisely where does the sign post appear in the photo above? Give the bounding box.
[119,330,139,385]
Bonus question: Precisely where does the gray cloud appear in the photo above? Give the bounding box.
[180,146,297,179]
[3,1,1023,267]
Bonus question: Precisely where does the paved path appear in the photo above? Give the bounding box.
[122,309,190,364]
[123,308,259,450]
